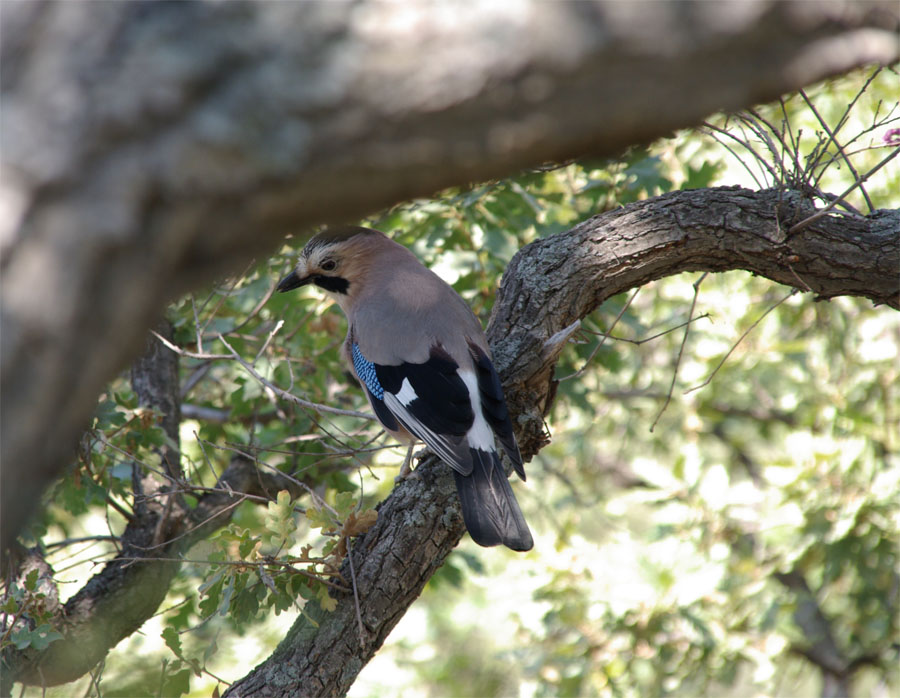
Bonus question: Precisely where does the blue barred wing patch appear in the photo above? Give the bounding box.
[351,343,384,400]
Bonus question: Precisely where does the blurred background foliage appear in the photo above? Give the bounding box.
[10,67,898,697]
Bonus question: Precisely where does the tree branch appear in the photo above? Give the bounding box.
[2,320,309,690]
[223,186,898,696]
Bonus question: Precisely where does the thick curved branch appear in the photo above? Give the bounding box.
[2,0,898,551]
[489,186,899,456]
[224,187,898,696]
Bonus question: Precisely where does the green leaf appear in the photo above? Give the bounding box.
[24,568,39,592]
[306,505,335,533]
[265,490,298,546]
[161,665,192,697]
[162,625,183,658]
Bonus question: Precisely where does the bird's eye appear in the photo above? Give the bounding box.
[320,259,337,272]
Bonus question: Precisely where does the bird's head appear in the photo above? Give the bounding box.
[277,226,385,310]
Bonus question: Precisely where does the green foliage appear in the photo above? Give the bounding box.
[14,67,898,698]
[0,569,63,654]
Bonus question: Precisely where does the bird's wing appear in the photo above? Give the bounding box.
[466,341,525,480]
[352,342,476,475]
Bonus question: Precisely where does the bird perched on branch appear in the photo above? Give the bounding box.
[277,226,533,551]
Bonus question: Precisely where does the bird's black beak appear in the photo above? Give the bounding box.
[277,270,308,293]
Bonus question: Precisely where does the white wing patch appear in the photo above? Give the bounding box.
[458,370,495,451]
[394,377,417,406]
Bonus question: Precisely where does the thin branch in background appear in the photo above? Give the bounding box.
[152,331,230,360]
[588,312,711,346]
[776,98,804,185]
[134,495,252,553]
[196,438,337,517]
[559,288,640,381]
[181,361,213,398]
[701,122,765,189]
[197,262,255,340]
[739,111,787,185]
[84,659,104,698]
[800,89,874,212]
[44,535,120,550]
[685,288,798,395]
[103,490,135,524]
[651,272,707,432]
[217,334,375,422]
[226,274,283,338]
[814,102,900,175]
[192,296,204,355]
[152,330,373,422]
[831,67,882,143]
[253,319,284,365]
[788,146,900,236]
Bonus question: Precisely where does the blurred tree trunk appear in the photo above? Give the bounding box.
[2,0,897,552]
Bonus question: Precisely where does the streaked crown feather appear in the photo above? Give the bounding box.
[301,226,383,259]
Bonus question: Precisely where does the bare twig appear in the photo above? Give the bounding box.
[685,288,798,395]
[253,320,284,365]
[220,333,375,421]
[44,535,120,550]
[559,288,640,381]
[583,312,711,346]
[788,146,900,235]
[799,89,874,212]
[701,122,766,189]
[650,272,707,431]
[151,330,374,422]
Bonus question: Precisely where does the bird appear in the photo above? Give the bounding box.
[277,225,534,552]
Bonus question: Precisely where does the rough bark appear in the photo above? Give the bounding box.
[2,0,898,554]
[223,187,899,697]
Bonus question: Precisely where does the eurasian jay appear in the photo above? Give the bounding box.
[277,226,533,552]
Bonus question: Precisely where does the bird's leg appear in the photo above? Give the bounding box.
[396,444,416,481]
[396,445,428,482]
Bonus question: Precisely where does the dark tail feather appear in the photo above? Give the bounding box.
[453,449,533,552]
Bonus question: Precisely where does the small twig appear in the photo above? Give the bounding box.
[198,263,254,339]
[788,146,900,235]
[152,330,230,360]
[832,66,882,139]
[346,537,366,649]
[700,124,765,189]
[153,330,374,422]
[195,438,339,517]
[192,297,204,356]
[685,288,797,395]
[650,273,706,431]
[220,333,376,422]
[44,535,120,550]
[739,111,787,185]
[254,319,284,365]
[559,288,640,381]
[226,274,282,337]
[799,89,874,212]
[583,312,711,346]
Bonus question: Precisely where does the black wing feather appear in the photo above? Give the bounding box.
[375,349,472,437]
[467,342,525,480]
[374,346,475,475]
